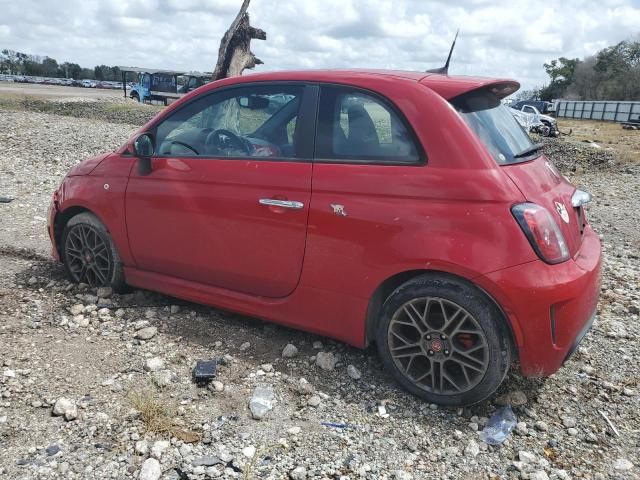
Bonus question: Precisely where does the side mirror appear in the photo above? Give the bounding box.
[133,133,154,175]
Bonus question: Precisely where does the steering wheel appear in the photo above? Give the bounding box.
[170,140,199,155]
[205,129,251,155]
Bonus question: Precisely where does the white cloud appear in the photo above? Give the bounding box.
[0,0,638,90]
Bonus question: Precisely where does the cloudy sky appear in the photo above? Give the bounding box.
[1,0,640,90]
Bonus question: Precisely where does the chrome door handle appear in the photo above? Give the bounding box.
[259,199,304,209]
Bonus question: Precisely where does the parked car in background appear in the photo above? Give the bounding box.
[47,69,601,406]
[510,105,559,137]
[81,79,96,88]
[511,100,555,115]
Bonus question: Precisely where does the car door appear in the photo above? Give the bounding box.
[125,83,317,298]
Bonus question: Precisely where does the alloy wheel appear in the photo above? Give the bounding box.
[64,224,112,286]
[387,297,489,395]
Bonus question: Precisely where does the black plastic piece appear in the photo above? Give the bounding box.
[193,359,217,385]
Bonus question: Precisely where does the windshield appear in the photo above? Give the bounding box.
[452,90,537,165]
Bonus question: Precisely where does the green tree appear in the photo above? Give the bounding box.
[539,57,581,100]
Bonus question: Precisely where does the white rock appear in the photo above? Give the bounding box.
[69,304,84,316]
[134,440,149,455]
[307,395,321,407]
[315,351,338,371]
[170,305,180,314]
[312,341,323,349]
[464,440,480,458]
[613,458,633,471]
[242,446,256,458]
[211,380,224,392]
[3,369,15,378]
[287,426,301,435]
[135,327,158,340]
[239,342,251,351]
[529,471,549,480]
[52,398,77,421]
[139,458,161,480]
[289,466,307,480]
[346,364,361,380]
[144,357,165,372]
[282,344,299,358]
[518,451,537,464]
[76,315,90,328]
[151,440,169,459]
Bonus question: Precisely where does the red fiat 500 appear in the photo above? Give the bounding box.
[48,70,601,405]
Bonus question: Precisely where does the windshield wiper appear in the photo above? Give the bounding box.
[513,143,544,159]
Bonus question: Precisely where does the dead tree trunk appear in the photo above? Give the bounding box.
[212,0,266,81]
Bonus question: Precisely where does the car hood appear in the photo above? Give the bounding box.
[67,152,111,177]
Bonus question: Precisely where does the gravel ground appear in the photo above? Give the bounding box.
[0,104,638,480]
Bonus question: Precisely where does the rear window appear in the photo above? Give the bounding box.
[452,91,537,165]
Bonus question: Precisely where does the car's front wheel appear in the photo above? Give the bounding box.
[376,274,512,406]
[61,212,125,290]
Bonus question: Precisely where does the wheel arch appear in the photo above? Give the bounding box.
[53,206,97,258]
[364,269,518,360]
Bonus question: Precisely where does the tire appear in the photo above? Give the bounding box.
[376,273,512,406]
[131,92,139,102]
[61,212,126,291]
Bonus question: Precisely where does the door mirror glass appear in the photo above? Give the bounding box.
[133,134,155,158]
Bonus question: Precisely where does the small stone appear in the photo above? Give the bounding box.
[52,398,77,421]
[46,445,60,456]
[312,341,323,349]
[282,344,299,358]
[567,427,578,436]
[135,327,158,340]
[69,304,84,316]
[346,364,361,380]
[580,365,595,375]
[139,458,161,480]
[518,451,536,464]
[289,466,307,480]
[144,357,164,372]
[534,421,549,431]
[3,368,15,378]
[210,381,224,392]
[242,446,256,458]
[495,390,527,406]
[613,458,633,471]
[464,440,480,458]
[239,342,251,351]
[76,316,90,328]
[623,388,635,396]
[249,385,275,420]
[315,351,338,371]
[561,416,577,428]
[287,426,301,435]
[96,287,112,298]
[192,456,223,467]
[529,471,549,480]
[170,305,180,314]
[307,395,321,407]
[297,378,314,395]
[135,440,149,455]
[151,370,175,387]
[151,440,169,459]
[392,471,413,480]
[515,421,528,435]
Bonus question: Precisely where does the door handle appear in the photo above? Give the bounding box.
[259,199,304,209]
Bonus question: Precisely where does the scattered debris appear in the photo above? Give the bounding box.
[282,343,299,358]
[0,197,13,203]
[192,359,218,385]
[249,385,275,420]
[599,410,620,437]
[479,406,517,445]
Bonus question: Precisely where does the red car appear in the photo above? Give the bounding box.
[47,70,601,405]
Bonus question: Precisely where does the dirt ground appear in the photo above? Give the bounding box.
[0,83,638,480]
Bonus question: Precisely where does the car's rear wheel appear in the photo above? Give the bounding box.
[61,212,125,290]
[376,274,511,406]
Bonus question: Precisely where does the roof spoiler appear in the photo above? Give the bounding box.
[426,30,459,75]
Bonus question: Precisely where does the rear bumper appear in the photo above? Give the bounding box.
[478,225,602,376]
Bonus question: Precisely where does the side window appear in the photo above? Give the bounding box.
[154,85,303,159]
[316,86,420,163]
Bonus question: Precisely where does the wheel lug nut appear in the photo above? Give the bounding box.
[440,334,446,340]
[444,350,450,355]
[428,350,434,356]
[426,335,431,340]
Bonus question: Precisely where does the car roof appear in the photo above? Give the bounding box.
[204,69,519,100]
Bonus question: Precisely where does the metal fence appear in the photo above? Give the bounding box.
[555,100,640,123]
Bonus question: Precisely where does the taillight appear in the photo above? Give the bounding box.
[511,203,570,264]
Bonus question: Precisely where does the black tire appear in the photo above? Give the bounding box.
[61,212,126,291]
[376,273,512,406]
[131,92,139,102]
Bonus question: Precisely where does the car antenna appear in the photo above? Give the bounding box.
[426,29,459,75]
